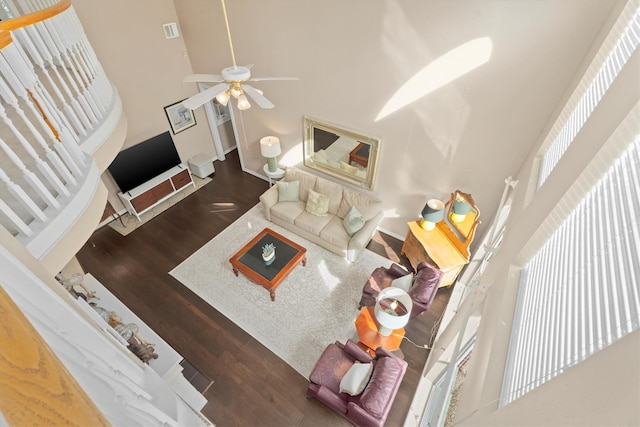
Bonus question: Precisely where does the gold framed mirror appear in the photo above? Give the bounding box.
[303,116,380,190]
[437,190,481,257]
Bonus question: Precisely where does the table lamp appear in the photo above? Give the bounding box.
[260,136,281,172]
[451,198,472,223]
[374,287,413,336]
[420,198,445,230]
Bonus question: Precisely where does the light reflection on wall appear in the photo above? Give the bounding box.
[376,37,493,121]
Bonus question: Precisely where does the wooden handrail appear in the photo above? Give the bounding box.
[0,285,109,426]
[0,0,71,49]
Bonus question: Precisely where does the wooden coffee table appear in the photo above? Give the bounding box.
[229,228,307,301]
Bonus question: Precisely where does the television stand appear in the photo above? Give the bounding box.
[118,164,194,221]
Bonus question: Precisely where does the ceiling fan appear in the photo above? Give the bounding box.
[182,0,298,111]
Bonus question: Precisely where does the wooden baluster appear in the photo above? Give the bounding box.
[0,101,68,197]
[0,166,47,222]
[0,48,83,177]
[0,55,77,187]
[66,8,112,109]
[14,0,37,14]
[2,29,86,162]
[0,132,60,210]
[53,10,104,118]
[30,18,95,135]
[46,14,100,123]
[0,198,32,236]
[37,19,95,131]
[0,1,18,18]
[2,42,87,169]
[13,26,92,135]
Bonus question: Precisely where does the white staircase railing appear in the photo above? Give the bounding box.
[0,0,119,259]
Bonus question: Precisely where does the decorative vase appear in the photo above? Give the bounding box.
[263,251,275,265]
[262,243,276,265]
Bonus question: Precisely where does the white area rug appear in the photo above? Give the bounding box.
[169,204,393,378]
[108,175,211,236]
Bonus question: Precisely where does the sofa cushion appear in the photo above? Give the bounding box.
[339,362,373,396]
[314,178,343,215]
[337,188,382,221]
[306,189,330,216]
[276,180,300,202]
[320,216,351,248]
[295,211,333,235]
[359,357,404,417]
[343,206,365,236]
[270,201,306,225]
[284,168,317,202]
[409,262,443,304]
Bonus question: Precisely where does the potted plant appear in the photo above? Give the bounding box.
[262,243,276,265]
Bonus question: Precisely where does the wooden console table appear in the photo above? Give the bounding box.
[401,220,469,288]
[117,165,194,221]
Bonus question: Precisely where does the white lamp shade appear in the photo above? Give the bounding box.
[236,94,251,110]
[374,287,413,336]
[216,91,230,106]
[260,136,281,157]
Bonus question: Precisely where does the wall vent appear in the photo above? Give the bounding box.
[163,23,179,39]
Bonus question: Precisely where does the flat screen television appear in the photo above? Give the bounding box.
[108,131,181,193]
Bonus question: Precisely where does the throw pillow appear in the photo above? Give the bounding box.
[391,273,414,292]
[343,206,365,236]
[339,362,373,396]
[306,189,330,216]
[276,180,300,202]
[336,188,382,221]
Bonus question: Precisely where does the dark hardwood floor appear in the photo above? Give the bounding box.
[76,150,452,426]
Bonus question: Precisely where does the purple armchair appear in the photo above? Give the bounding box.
[307,339,407,427]
[358,261,443,318]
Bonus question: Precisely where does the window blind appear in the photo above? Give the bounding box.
[501,135,640,406]
[538,9,640,188]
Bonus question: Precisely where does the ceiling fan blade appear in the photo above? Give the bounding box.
[243,84,275,109]
[251,76,300,82]
[182,83,229,110]
[183,73,224,83]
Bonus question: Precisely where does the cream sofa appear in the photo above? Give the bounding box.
[259,168,383,262]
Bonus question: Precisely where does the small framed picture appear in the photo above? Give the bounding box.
[164,100,197,134]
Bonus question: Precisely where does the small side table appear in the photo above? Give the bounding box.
[263,164,285,187]
[355,307,405,355]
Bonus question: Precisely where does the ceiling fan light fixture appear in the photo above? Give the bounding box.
[230,86,242,98]
[216,90,231,106]
[181,0,298,111]
[237,94,251,110]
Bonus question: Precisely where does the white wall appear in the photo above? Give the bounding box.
[74,0,623,240]
[451,3,640,423]
[72,0,220,209]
